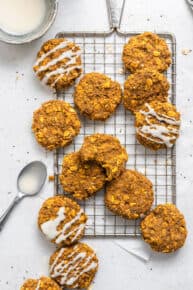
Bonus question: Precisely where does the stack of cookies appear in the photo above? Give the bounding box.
[21,195,99,290]
[123,32,181,150]
[21,32,187,290]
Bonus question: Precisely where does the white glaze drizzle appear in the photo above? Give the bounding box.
[50,246,79,274]
[41,62,81,87]
[36,49,81,73]
[50,248,86,278]
[51,63,82,87]
[34,39,81,86]
[56,223,85,244]
[140,103,180,125]
[50,247,97,286]
[40,207,84,244]
[55,209,84,244]
[35,39,71,66]
[41,207,65,240]
[138,124,178,147]
[137,103,180,148]
[66,260,97,286]
[50,248,65,274]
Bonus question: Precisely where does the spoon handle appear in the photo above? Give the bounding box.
[0,195,21,230]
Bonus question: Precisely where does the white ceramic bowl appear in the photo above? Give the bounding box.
[0,0,58,44]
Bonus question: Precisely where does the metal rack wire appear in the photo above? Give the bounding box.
[53,0,177,237]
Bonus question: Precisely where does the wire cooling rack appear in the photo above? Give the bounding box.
[53,30,176,237]
[55,32,176,237]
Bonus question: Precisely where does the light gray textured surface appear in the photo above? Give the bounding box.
[0,0,193,289]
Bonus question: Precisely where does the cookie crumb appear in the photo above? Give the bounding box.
[49,175,54,182]
[118,68,124,75]
[181,49,192,55]
[106,44,113,53]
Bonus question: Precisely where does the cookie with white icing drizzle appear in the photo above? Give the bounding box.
[38,196,87,246]
[33,38,82,91]
[49,243,99,289]
[20,276,61,290]
[135,101,181,150]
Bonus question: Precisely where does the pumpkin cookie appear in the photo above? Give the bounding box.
[32,100,81,150]
[49,242,98,289]
[135,101,181,150]
[123,68,169,113]
[141,204,187,253]
[80,133,128,181]
[74,72,122,120]
[105,170,154,219]
[38,196,87,246]
[33,38,82,91]
[122,32,171,73]
[60,151,106,200]
[20,276,61,290]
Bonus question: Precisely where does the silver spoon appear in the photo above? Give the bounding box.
[0,161,47,229]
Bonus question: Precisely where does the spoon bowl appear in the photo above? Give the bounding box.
[0,161,47,229]
[17,161,47,196]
